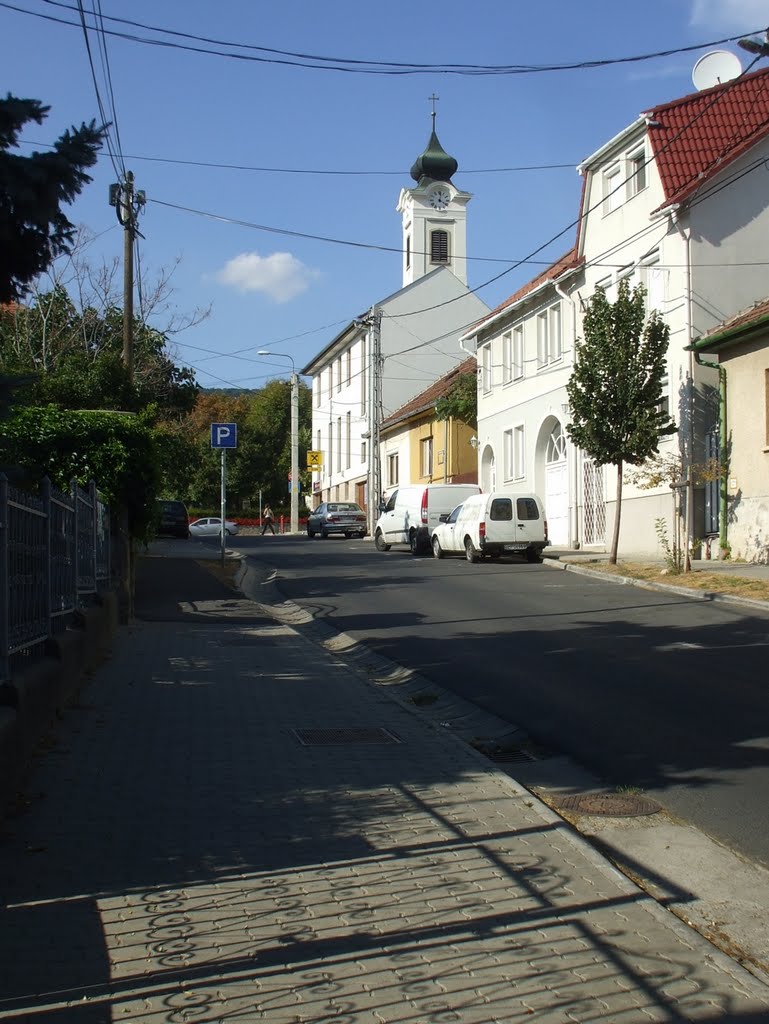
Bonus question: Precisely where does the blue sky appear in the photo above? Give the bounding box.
[2,0,767,389]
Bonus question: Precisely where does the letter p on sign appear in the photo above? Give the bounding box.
[211,422,238,448]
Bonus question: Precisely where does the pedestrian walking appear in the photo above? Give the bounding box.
[261,504,276,535]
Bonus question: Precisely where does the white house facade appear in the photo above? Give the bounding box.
[302,120,489,533]
[463,64,769,556]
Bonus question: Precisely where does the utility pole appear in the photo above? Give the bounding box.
[109,171,145,385]
[290,368,299,536]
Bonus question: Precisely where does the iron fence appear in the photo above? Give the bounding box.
[0,474,111,681]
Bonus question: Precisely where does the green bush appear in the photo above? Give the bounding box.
[0,405,162,538]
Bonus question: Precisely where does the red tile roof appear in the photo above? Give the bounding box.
[476,247,583,327]
[381,356,476,429]
[646,65,769,210]
[694,295,769,350]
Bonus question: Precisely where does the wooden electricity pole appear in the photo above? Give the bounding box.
[109,172,145,385]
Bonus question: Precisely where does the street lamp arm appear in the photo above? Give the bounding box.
[257,349,296,372]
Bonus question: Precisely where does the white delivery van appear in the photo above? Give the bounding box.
[374,483,482,555]
[430,491,548,563]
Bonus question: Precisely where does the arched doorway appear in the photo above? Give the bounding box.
[537,419,569,546]
[480,444,496,493]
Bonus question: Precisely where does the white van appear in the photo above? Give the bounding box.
[374,483,482,555]
[430,491,548,563]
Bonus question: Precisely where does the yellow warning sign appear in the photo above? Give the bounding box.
[306,450,323,470]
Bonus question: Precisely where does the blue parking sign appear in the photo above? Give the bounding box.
[211,423,237,448]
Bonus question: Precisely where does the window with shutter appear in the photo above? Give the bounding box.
[430,230,449,264]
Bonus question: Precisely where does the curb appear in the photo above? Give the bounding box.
[544,557,769,612]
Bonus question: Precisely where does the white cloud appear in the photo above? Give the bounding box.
[690,0,767,34]
[216,251,321,303]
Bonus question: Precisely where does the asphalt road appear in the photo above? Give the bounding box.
[235,533,769,869]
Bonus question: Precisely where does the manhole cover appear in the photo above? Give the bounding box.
[292,727,401,746]
[554,792,661,817]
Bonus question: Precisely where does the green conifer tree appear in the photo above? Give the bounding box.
[0,94,105,303]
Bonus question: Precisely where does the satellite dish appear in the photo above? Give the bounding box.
[692,50,742,91]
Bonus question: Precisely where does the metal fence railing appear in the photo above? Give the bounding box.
[0,474,111,681]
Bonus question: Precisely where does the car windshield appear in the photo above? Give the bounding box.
[327,504,361,512]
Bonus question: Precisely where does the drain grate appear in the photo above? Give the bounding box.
[554,792,661,817]
[292,727,401,746]
[485,748,536,764]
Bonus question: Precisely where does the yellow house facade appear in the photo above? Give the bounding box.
[380,358,479,493]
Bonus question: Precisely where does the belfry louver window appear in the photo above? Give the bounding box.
[430,230,449,264]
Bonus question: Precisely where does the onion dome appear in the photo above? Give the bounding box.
[410,128,458,184]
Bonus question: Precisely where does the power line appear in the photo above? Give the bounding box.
[171,148,769,384]
[384,53,766,324]
[97,152,578,177]
[4,1,762,78]
[89,0,125,173]
[72,0,122,177]
[148,197,569,266]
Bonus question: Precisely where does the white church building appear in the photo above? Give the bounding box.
[301,119,489,533]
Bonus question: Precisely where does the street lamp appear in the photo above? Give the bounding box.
[738,32,769,57]
[257,350,299,535]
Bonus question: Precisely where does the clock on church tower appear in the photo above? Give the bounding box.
[396,116,471,288]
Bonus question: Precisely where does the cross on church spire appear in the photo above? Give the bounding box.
[428,93,439,128]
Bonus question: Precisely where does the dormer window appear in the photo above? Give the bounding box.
[601,143,648,215]
[603,163,622,214]
[629,147,647,196]
[430,229,450,264]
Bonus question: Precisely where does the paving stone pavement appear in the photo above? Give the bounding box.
[1,556,769,1023]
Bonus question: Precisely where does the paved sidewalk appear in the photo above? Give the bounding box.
[1,554,768,1022]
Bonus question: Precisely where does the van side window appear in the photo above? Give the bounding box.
[489,498,513,521]
[516,497,540,520]
[385,491,398,512]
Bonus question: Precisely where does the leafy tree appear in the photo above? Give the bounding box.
[160,382,313,514]
[435,370,477,427]
[0,287,198,418]
[0,95,105,303]
[566,280,676,564]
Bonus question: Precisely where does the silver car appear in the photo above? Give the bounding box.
[189,517,239,538]
[306,502,367,539]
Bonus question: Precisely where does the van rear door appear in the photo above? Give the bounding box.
[513,496,545,549]
[483,495,517,548]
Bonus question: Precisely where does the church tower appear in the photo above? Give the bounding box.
[397,111,471,288]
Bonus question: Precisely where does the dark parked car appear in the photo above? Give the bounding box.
[307,501,367,539]
[156,499,190,539]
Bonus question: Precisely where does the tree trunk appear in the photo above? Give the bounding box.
[610,460,623,565]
